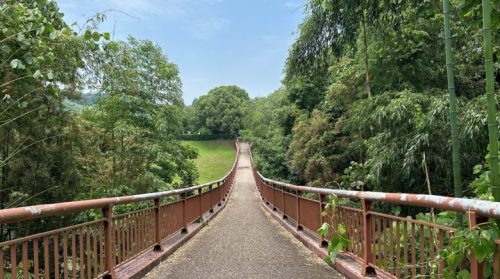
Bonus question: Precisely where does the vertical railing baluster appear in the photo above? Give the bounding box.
[54,233,60,279]
[403,221,408,278]
[0,245,3,279]
[361,199,374,276]
[63,232,68,279]
[71,229,77,279]
[468,211,485,279]
[411,223,417,277]
[34,238,40,279]
[429,227,435,278]
[86,227,91,279]
[79,227,84,279]
[22,241,28,278]
[44,236,50,279]
[92,227,98,277]
[102,205,115,279]
[11,244,17,279]
[419,224,425,277]
[438,230,444,279]
[115,220,121,265]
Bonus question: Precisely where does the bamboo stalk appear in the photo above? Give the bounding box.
[482,0,500,202]
[442,0,462,200]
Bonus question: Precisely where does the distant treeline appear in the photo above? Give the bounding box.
[180,134,236,141]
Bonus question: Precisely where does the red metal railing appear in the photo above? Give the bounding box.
[249,146,500,279]
[0,139,239,279]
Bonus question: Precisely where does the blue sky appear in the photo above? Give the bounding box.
[57,0,306,105]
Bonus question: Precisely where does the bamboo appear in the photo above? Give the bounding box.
[442,0,463,199]
[482,0,500,202]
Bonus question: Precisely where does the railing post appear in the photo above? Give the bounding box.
[265,181,270,205]
[257,173,261,194]
[209,184,214,213]
[217,181,222,206]
[222,179,227,202]
[468,211,486,279]
[198,188,203,220]
[102,205,115,279]
[181,193,188,234]
[272,183,277,211]
[361,199,375,276]
[319,194,327,247]
[154,198,162,251]
[282,186,287,219]
[296,190,303,231]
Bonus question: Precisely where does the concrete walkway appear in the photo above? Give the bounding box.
[144,143,342,279]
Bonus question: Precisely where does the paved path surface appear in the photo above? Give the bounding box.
[144,143,342,279]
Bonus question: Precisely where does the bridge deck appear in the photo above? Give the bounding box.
[144,143,342,279]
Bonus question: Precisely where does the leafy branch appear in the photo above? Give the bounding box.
[317,194,350,264]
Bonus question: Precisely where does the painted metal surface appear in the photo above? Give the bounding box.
[258,175,500,219]
[249,144,500,279]
[0,139,240,279]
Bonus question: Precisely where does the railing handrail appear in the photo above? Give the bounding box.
[0,139,240,224]
[257,172,500,219]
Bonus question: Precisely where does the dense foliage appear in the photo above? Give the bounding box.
[189,85,249,135]
[0,0,197,239]
[239,2,500,274]
[243,0,499,201]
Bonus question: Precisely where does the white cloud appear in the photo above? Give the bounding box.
[105,0,224,19]
[189,17,228,40]
[108,0,184,18]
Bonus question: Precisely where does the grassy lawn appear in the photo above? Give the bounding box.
[183,140,236,184]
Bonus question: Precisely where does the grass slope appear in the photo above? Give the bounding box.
[183,140,236,184]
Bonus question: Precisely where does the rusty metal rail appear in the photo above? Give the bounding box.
[249,146,500,279]
[0,139,240,279]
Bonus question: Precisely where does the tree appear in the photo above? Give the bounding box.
[240,89,295,181]
[0,0,105,239]
[0,0,200,241]
[192,85,249,135]
[81,37,197,196]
